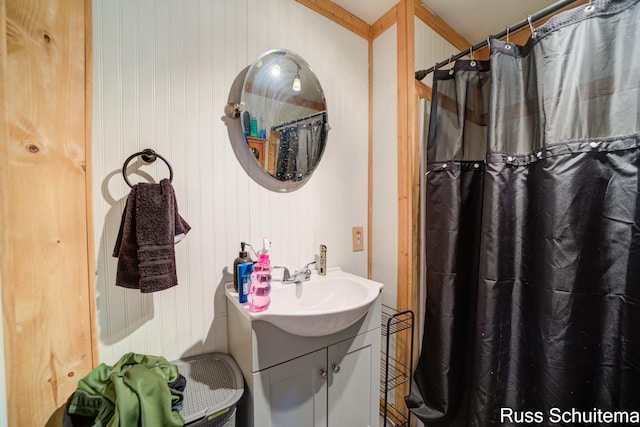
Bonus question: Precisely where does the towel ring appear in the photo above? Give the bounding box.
[122,148,174,188]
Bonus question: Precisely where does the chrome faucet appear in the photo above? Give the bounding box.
[274,262,315,283]
[272,266,291,282]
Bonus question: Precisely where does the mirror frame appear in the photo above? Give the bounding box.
[223,49,329,193]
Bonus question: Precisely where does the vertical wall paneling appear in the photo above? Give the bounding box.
[93,0,369,364]
[371,25,399,308]
[1,0,94,425]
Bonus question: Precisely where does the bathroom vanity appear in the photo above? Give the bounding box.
[225,268,383,427]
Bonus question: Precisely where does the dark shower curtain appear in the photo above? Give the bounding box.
[407,0,640,425]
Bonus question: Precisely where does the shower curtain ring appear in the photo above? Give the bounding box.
[448,56,455,75]
[469,46,476,67]
[528,16,537,38]
[505,27,512,49]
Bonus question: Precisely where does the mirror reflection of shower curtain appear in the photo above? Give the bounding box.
[407,1,640,425]
[297,119,324,175]
[276,118,324,181]
[276,127,298,181]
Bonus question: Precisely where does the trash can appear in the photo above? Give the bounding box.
[173,352,244,427]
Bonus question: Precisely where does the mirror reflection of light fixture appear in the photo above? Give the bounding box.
[271,63,281,76]
[292,70,301,91]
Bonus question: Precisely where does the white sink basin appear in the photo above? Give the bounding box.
[226,268,383,337]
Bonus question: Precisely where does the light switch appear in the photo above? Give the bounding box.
[352,226,364,252]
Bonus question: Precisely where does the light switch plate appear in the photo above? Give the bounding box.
[352,226,364,252]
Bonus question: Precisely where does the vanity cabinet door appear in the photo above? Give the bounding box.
[251,329,380,427]
[328,329,380,427]
[253,348,328,427]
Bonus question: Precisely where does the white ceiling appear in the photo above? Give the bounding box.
[331,0,563,43]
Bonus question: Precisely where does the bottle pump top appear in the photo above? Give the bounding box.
[261,238,271,255]
[239,242,248,257]
[234,241,252,293]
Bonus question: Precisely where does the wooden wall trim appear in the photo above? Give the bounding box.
[370,4,397,40]
[84,0,98,366]
[416,80,432,101]
[414,2,470,52]
[367,37,373,279]
[396,0,419,416]
[0,3,10,424]
[296,0,370,39]
[2,1,95,424]
[397,0,419,329]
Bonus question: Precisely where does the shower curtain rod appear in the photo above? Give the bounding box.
[415,0,580,81]
[271,110,326,131]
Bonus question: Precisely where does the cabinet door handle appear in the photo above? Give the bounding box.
[320,369,328,379]
[332,363,341,374]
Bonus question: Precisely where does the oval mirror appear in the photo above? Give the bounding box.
[224,49,329,192]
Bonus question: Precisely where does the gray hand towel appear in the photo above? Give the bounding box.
[113,179,191,292]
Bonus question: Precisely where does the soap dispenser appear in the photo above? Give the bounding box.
[233,242,252,292]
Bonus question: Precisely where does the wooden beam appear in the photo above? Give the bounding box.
[0,4,9,425]
[296,0,370,40]
[1,1,95,424]
[397,0,419,324]
[396,0,420,419]
[368,33,373,278]
[416,80,432,101]
[370,4,397,41]
[414,2,470,52]
[84,0,98,366]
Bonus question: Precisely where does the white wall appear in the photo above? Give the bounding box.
[93,0,369,364]
[371,24,399,308]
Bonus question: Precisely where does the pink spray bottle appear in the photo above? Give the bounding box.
[248,238,272,312]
